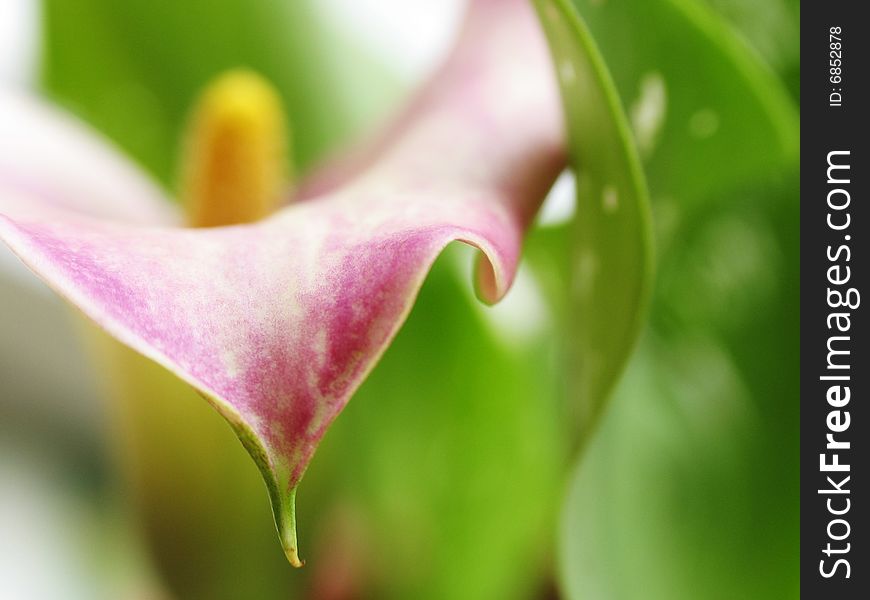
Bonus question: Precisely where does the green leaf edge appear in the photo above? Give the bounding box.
[551,0,801,597]
[533,0,656,439]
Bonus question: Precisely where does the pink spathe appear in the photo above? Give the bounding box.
[0,0,565,558]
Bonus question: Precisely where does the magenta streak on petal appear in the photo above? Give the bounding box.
[0,0,565,511]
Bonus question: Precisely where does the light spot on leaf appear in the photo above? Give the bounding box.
[630,72,667,157]
[601,185,618,213]
[559,60,576,85]
[573,250,598,296]
[689,108,720,139]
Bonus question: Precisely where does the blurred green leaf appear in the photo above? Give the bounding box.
[40,0,398,184]
[569,0,797,210]
[555,0,799,596]
[704,0,800,100]
[560,173,798,599]
[534,0,654,436]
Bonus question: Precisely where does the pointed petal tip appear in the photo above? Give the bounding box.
[284,545,305,569]
[275,484,304,568]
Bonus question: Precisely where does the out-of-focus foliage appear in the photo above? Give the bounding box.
[562,174,798,599]
[557,0,799,598]
[41,0,397,185]
[565,0,796,208]
[705,0,800,100]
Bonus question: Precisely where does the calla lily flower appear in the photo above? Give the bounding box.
[0,0,565,566]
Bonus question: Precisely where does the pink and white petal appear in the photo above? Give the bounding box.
[0,0,564,564]
[0,89,179,226]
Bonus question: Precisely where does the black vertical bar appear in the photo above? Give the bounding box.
[801,2,868,597]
